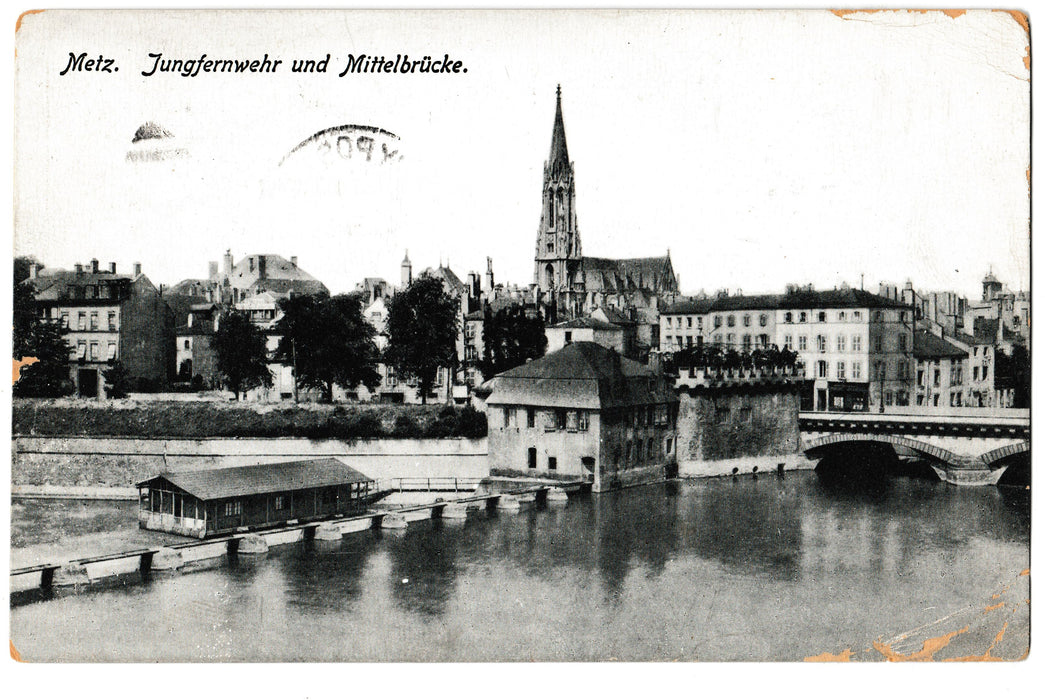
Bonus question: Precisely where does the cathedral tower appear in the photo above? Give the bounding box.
[534,85,582,321]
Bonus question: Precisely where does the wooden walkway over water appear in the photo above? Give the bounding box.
[11,479,588,597]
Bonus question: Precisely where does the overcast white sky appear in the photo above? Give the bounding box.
[13,9,1030,299]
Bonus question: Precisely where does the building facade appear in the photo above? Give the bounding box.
[485,342,678,492]
[29,260,174,398]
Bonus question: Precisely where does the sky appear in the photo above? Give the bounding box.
[13,9,1030,300]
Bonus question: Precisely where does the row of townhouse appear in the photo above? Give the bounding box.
[657,285,915,412]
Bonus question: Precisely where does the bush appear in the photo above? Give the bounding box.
[456,406,487,438]
[392,414,422,438]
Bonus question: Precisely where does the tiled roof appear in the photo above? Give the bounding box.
[914,331,967,360]
[595,306,637,326]
[136,458,373,501]
[486,341,672,409]
[662,297,714,315]
[675,289,909,314]
[580,256,678,294]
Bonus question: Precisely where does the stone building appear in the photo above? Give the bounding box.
[673,370,806,478]
[545,317,625,356]
[533,87,679,326]
[913,330,969,408]
[29,260,174,398]
[484,341,678,492]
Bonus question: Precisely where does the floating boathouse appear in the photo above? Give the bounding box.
[136,458,379,538]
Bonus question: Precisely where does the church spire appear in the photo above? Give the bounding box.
[548,84,570,176]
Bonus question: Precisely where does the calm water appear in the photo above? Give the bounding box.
[10,472,1030,662]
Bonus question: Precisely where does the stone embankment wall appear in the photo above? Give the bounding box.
[12,436,489,489]
[675,384,814,478]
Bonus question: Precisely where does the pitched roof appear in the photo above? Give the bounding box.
[136,458,373,500]
[30,270,137,302]
[486,341,672,409]
[777,288,908,310]
[580,256,678,294]
[594,306,637,326]
[230,254,328,296]
[421,265,466,295]
[913,331,967,360]
[662,297,714,315]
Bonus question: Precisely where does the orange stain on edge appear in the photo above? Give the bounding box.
[15,9,44,33]
[872,626,969,662]
[984,602,1006,613]
[1019,568,1029,577]
[944,622,1009,662]
[12,357,38,384]
[804,648,853,662]
[10,640,22,662]
[831,9,966,20]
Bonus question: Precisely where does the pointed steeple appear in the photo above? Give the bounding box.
[548,84,570,176]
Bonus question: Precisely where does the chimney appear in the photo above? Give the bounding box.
[91,258,99,274]
[291,256,298,267]
[224,249,233,278]
[249,256,255,273]
[29,263,39,279]
[133,262,142,277]
[258,256,267,280]
[208,261,219,281]
[109,262,116,274]
[74,263,83,276]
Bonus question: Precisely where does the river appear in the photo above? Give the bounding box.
[9,471,1030,662]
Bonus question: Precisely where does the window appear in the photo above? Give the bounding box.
[566,411,578,431]
[918,369,925,386]
[686,336,693,348]
[502,407,510,428]
[743,314,751,327]
[716,407,730,425]
[759,314,768,327]
[838,312,846,321]
[386,366,397,388]
[76,341,87,359]
[714,315,722,328]
[798,336,807,351]
[274,495,286,510]
[874,310,884,322]
[727,315,736,327]
[784,312,793,323]
[853,311,862,321]
[799,312,807,323]
[885,391,894,406]
[816,335,826,352]
[817,360,828,378]
[106,342,116,361]
[852,335,862,352]
[874,335,883,353]
[933,369,941,387]
[526,408,535,428]
[900,311,907,323]
[547,455,557,471]
[742,334,752,351]
[224,500,242,517]
[784,335,793,349]
[528,448,537,469]
[898,334,907,352]
[726,333,735,347]
[90,312,98,330]
[713,333,722,345]
[183,339,191,350]
[564,331,572,343]
[556,409,567,430]
[665,438,673,454]
[897,360,908,379]
[665,317,672,328]
[687,317,693,328]
[852,362,861,379]
[78,312,87,330]
[818,311,827,323]
[837,362,846,380]
[61,312,69,329]
[837,335,846,352]
[89,342,99,361]
[577,410,588,431]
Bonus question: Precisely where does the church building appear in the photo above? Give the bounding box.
[534,87,680,328]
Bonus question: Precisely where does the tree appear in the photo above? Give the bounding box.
[995,343,1030,408]
[479,305,547,378]
[103,361,130,399]
[13,319,73,397]
[273,292,381,402]
[385,276,460,404]
[212,310,272,400]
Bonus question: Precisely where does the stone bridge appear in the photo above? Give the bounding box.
[800,408,1030,486]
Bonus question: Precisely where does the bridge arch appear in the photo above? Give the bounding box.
[803,433,962,467]
[979,441,1030,469]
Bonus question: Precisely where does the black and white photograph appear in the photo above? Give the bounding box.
[6,7,1033,670]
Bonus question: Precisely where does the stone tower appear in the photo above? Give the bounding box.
[401,250,412,288]
[534,85,582,322]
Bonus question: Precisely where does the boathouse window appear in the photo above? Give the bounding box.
[528,448,537,469]
[548,456,557,471]
[526,408,535,428]
[577,410,588,431]
[556,410,568,430]
[174,494,182,518]
[275,495,286,510]
[224,500,242,517]
[151,489,160,512]
[544,411,558,431]
[566,411,578,431]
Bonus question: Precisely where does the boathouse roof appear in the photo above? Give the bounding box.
[486,341,674,409]
[136,458,373,501]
